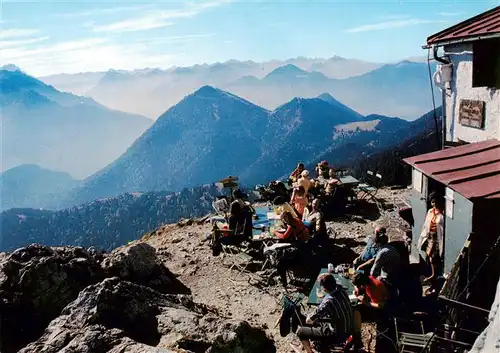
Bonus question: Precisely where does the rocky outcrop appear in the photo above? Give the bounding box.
[0,244,274,353]
[101,243,191,295]
[19,277,275,353]
[0,244,104,352]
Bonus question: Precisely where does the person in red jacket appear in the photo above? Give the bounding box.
[274,211,310,287]
[274,211,310,243]
[351,271,388,345]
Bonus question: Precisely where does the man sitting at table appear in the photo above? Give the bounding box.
[296,273,355,353]
[273,211,310,287]
[353,226,385,272]
[370,232,401,303]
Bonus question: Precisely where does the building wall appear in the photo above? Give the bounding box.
[444,189,473,273]
[443,43,500,143]
[409,168,474,274]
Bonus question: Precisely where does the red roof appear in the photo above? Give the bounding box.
[403,139,500,200]
[427,6,500,46]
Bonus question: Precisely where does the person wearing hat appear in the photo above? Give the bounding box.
[296,273,354,353]
[294,169,311,195]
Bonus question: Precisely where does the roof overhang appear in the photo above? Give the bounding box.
[422,32,500,49]
[423,6,500,49]
[403,139,500,200]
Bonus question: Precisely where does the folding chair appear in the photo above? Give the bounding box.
[394,316,434,353]
[357,170,382,201]
[262,242,294,271]
[218,218,256,282]
[212,197,230,220]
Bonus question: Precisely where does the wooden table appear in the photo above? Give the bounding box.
[307,268,356,306]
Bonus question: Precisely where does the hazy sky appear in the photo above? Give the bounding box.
[1,0,497,76]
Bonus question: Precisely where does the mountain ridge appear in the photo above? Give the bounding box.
[61,86,429,208]
[1,70,152,178]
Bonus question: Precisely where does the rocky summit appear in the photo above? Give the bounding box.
[0,243,275,353]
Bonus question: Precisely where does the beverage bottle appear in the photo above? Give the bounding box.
[328,263,334,273]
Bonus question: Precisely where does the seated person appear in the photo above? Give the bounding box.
[352,272,388,344]
[296,273,355,353]
[370,233,401,294]
[273,211,310,244]
[290,186,308,219]
[267,180,290,201]
[273,211,310,287]
[273,196,299,218]
[290,162,305,182]
[353,226,384,271]
[325,168,341,194]
[228,192,253,241]
[302,198,327,245]
[316,160,330,179]
[352,272,387,315]
[294,170,311,195]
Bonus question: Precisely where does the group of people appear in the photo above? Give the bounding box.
[212,163,446,352]
[295,193,446,352]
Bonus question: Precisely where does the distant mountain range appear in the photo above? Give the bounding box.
[1,69,152,178]
[0,185,221,252]
[38,57,435,120]
[227,61,438,120]
[63,86,440,207]
[0,165,80,211]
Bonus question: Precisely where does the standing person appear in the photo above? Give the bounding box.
[290,163,305,182]
[418,192,444,283]
[296,273,354,353]
[295,170,312,195]
[291,186,308,219]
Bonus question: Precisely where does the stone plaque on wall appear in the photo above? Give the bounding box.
[458,99,485,129]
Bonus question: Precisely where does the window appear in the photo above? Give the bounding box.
[472,38,500,89]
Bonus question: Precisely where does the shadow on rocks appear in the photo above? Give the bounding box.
[19,277,276,353]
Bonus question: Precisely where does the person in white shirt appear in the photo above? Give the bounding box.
[295,170,311,195]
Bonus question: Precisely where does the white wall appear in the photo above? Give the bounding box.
[443,43,500,143]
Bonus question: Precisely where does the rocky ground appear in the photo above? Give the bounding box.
[0,187,411,353]
[130,187,411,353]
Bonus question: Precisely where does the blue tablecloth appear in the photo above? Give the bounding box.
[252,205,279,236]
